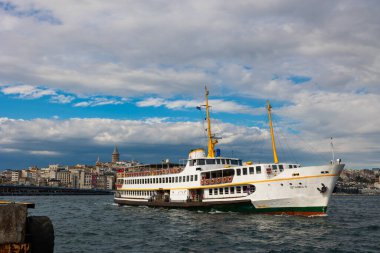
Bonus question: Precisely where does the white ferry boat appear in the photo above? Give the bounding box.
[114,87,344,216]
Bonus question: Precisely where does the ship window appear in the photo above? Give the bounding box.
[289,165,293,168]
[231,159,238,165]
[175,177,178,183]
[279,165,284,172]
[179,177,182,183]
[209,189,212,195]
[236,186,241,193]
[145,179,148,184]
[243,186,247,192]
[238,160,242,166]
[219,188,223,195]
[195,175,198,181]
[237,169,241,176]
[249,167,254,174]
[293,165,298,168]
[183,176,186,182]
[272,165,278,171]
[190,160,195,166]
[198,159,205,165]
[230,187,235,194]
[166,178,169,183]
[256,166,262,174]
[243,168,247,175]
[186,176,189,182]
[169,177,172,183]
[190,175,194,181]
[214,188,218,195]
[221,159,226,164]
[172,177,174,182]
[150,178,152,184]
[206,159,216,165]
[224,187,229,194]
[216,159,221,164]
[226,159,231,164]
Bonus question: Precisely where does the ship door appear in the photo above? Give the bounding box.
[190,189,203,202]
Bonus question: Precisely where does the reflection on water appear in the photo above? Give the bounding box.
[5,195,380,253]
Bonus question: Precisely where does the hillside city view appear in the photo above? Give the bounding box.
[1,146,379,195]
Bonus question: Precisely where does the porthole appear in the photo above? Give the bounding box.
[249,185,256,193]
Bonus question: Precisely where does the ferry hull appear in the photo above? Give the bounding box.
[114,198,327,216]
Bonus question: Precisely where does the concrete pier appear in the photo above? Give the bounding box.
[0,201,53,253]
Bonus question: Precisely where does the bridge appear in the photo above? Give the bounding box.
[0,184,113,196]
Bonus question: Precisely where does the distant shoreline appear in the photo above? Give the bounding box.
[333,193,380,196]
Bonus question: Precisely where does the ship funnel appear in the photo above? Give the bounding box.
[188,148,206,159]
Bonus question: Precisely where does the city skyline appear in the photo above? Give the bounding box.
[1,1,380,169]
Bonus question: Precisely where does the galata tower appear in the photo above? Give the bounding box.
[112,145,120,163]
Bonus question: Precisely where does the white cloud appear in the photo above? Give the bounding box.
[50,94,75,104]
[73,97,127,107]
[1,84,56,99]
[137,97,262,115]
[1,116,380,168]
[29,150,60,156]
[0,1,378,98]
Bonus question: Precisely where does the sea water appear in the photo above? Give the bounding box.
[6,195,380,253]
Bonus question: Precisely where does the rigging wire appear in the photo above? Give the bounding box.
[271,106,330,163]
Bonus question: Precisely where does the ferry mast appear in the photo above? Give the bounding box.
[205,86,218,158]
[267,100,279,163]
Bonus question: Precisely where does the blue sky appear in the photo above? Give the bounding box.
[1,0,380,169]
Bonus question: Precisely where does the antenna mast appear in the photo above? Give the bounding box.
[267,100,279,164]
[330,137,335,161]
[205,86,217,158]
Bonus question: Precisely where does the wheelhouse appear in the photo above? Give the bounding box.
[188,158,242,167]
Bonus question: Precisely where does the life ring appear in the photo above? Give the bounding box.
[217,178,221,184]
[228,176,233,183]
[223,177,228,183]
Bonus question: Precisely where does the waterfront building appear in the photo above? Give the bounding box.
[79,171,92,189]
[11,171,21,183]
[57,170,71,187]
[106,175,115,190]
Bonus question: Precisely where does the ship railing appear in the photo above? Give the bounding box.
[119,167,185,178]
